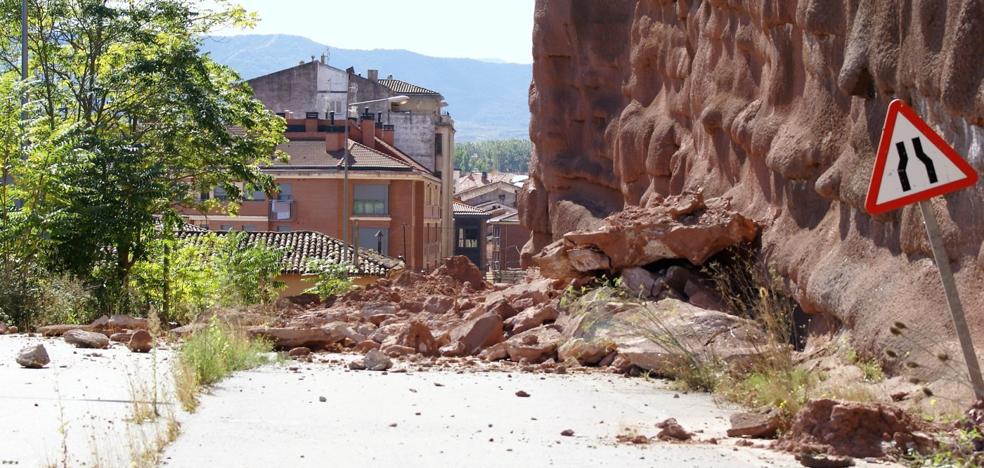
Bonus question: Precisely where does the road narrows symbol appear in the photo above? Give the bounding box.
[865,98,983,400]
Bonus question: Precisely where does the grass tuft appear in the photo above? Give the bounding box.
[174,316,273,411]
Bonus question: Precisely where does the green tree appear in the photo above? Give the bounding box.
[0,0,285,313]
[214,232,285,306]
[454,139,532,173]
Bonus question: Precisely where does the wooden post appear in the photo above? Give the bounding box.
[919,200,984,400]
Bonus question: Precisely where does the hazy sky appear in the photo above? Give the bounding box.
[213,0,536,64]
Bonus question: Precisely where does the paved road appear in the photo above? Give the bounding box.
[0,335,175,467]
[0,336,892,468]
[163,357,801,468]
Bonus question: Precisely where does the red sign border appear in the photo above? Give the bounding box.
[865,99,979,215]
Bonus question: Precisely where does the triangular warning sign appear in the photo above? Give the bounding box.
[865,99,978,214]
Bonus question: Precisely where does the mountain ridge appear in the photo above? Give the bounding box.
[201,34,531,142]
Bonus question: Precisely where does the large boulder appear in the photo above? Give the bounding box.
[393,320,439,356]
[39,324,94,337]
[248,323,363,350]
[505,326,564,363]
[557,337,614,365]
[363,349,393,371]
[127,330,153,353]
[565,296,765,373]
[63,329,110,349]
[507,304,559,334]
[16,344,49,368]
[449,313,504,355]
[431,256,486,290]
[534,193,757,279]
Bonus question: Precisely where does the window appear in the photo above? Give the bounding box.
[457,227,479,249]
[245,187,265,201]
[213,186,228,201]
[277,183,293,201]
[219,224,233,232]
[358,227,388,255]
[353,184,388,216]
[242,225,256,232]
[434,133,443,156]
[199,191,210,202]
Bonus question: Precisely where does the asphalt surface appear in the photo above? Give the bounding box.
[1,336,895,468]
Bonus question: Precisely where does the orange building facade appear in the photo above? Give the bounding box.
[180,112,444,272]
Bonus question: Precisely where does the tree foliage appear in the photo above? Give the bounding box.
[454,139,531,173]
[0,0,285,315]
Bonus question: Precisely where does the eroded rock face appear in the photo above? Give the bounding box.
[526,0,984,378]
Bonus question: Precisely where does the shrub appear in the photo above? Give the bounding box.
[304,259,354,300]
[174,316,273,411]
[130,237,221,324]
[213,232,285,306]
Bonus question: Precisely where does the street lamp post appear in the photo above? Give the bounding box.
[341,95,408,245]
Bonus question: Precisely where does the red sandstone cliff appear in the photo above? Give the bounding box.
[523,0,984,367]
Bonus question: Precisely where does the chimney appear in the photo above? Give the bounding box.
[329,111,335,125]
[325,128,345,152]
[481,171,488,183]
[381,124,395,145]
[304,111,319,133]
[360,110,376,148]
[368,69,379,82]
[320,52,327,64]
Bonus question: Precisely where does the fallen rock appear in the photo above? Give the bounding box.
[354,340,381,353]
[557,338,614,365]
[127,330,153,353]
[620,267,661,298]
[39,324,94,337]
[109,331,133,343]
[567,248,611,272]
[431,255,486,290]
[776,399,923,458]
[560,429,575,437]
[100,315,149,332]
[63,329,110,349]
[508,304,560,335]
[656,418,693,441]
[569,297,766,373]
[7,325,17,334]
[478,342,509,361]
[535,193,757,278]
[394,321,439,356]
[505,326,564,363]
[348,360,366,370]
[796,453,855,468]
[727,410,780,439]
[485,299,519,321]
[449,313,504,355]
[515,390,530,397]
[288,347,312,357]
[423,295,453,314]
[16,344,49,368]
[363,349,393,371]
[249,327,337,350]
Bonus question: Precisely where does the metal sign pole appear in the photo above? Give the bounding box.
[918,200,984,399]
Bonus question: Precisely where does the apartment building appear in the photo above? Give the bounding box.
[182,112,444,272]
[246,58,456,258]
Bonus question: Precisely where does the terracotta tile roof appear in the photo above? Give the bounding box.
[453,201,490,217]
[456,181,520,201]
[454,172,527,194]
[377,79,441,96]
[270,140,422,173]
[175,230,402,277]
[488,208,520,224]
